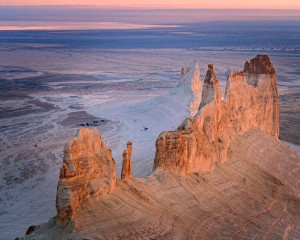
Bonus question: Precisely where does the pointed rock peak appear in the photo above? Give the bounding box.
[244,54,275,75]
[121,141,133,180]
[204,64,218,86]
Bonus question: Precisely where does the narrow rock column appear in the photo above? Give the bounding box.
[121,141,133,179]
[181,67,185,76]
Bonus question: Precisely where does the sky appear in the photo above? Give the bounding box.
[0,0,300,9]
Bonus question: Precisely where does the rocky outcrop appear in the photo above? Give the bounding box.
[121,141,133,179]
[56,128,116,225]
[181,67,185,76]
[154,55,279,175]
[244,54,276,75]
[25,226,39,236]
[199,64,222,109]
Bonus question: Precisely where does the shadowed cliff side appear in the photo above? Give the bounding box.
[154,55,279,175]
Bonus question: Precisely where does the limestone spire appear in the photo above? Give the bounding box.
[121,141,133,179]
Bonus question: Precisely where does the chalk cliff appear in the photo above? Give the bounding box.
[56,128,116,225]
[154,55,279,175]
[173,60,202,117]
[186,61,202,117]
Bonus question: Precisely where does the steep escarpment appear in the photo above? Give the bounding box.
[154,55,279,175]
[56,128,116,225]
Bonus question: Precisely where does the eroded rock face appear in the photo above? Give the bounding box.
[154,55,279,175]
[56,128,116,225]
[199,64,222,109]
[121,141,133,179]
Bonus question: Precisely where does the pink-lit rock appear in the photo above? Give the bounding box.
[56,128,116,225]
[121,141,133,179]
[154,55,279,175]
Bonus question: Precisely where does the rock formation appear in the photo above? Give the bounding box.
[181,67,185,76]
[56,128,116,225]
[244,54,276,75]
[154,55,279,175]
[25,226,39,236]
[199,64,221,109]
[22,55,300,240]
[121,141,133,179]
[25,129,300,240]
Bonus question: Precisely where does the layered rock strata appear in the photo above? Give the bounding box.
[121,141,133,179]
[154,55,279,175]
[56,128,116,225]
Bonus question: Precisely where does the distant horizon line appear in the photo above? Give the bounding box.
[0,5,300,10]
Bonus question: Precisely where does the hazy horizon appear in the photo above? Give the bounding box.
[1,5,300,10]
[0,7,299,31]
[0,0,300,9]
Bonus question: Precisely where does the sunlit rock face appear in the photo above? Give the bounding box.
[121,141,133,179]
[154,55,279,176]
[244,54,276,75]
[56,128,116,225]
